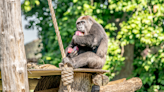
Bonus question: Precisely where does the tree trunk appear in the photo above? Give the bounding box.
[0,0,29,92]
[113,44,134,80]
[58,73,92,92]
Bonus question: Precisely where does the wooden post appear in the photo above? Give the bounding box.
[0,0,29,92]
[58,73,92,92]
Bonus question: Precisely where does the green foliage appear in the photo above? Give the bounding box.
[134,45,164,91]
[108,0,164,91]
[22,0,164,91]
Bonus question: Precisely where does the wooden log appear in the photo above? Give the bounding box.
[0,0,29,92]
[100,77,142,92]
[58,73,92,92]
[91,77,126,92]
[106,78,126,86]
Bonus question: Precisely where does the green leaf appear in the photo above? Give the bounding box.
[46,57,51,60]
[35,0,40,5]
[25,1,30,5]
[144,65,150,71]
[73,0,78,3]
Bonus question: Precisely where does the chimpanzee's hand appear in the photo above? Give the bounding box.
[62,57,73,67]
[68,50,78,58]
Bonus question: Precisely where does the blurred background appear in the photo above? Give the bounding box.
[21,0,164,91]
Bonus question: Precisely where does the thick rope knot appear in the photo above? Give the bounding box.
[61,67,74,86]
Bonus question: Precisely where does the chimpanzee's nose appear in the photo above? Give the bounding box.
[77,26,82,30]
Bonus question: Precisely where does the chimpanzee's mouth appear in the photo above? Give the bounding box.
[76,31,84,36]
[81,32,84,34]
[79,31,85,35]
[78,30,84,33]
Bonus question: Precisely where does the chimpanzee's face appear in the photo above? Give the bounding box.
[76,17,93,35]
[76,20,86,34]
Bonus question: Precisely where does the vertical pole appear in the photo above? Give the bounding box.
[0,0,29,92]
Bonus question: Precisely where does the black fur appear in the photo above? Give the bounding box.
[62,16,108,69]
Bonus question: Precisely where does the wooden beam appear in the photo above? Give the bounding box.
[0,0,29,92]
[28,69,108,78]
[0,69,109,79]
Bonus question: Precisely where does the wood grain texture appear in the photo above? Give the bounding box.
[0,0,29,91]
[27,69,108,78]
[100,77,142,92]
[35,88,59,92]
[0,79,39,90]
[58,73,92,92]
[0,69,108,79]
[34,73,93,92]
[92,74,109,86]
[106,78,126,86]
[34,76,61,91]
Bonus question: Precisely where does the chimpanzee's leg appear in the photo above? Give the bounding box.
[62,51,105,69]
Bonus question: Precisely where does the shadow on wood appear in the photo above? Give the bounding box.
[34,76,61,91]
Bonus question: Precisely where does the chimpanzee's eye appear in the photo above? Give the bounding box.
[81,21,85,24]
[77,22,80,25]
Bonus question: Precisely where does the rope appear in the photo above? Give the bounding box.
[47,0,73,92]
[61,67,74,92]
[47,0,65,58]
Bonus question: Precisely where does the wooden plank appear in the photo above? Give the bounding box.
[28,69,108,78]
[0,69,109,79]
[28,68,109,73]
[28,69,61,78]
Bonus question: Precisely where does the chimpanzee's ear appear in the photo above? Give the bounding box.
[88,18,94,24]
[88,18,92,22]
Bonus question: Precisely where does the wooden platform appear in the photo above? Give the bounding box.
[0,69,109,90]
[28,69,109,78]
[0,69,109,79]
